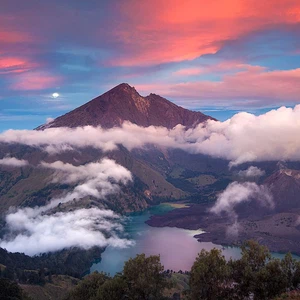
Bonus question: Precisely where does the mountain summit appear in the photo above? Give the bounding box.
[39,83,214,129]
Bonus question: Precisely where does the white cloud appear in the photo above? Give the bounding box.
[210,181,273,236]
[0,208,133,256]
[46,117,54,124]
[0,159,133,255]
[211,182,274,215]
[238,166,265,178]
[0,157,28,167]
[0,105,300,166]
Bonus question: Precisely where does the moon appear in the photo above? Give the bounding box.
[52,92,59,98]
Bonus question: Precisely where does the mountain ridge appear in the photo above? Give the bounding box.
[37,83,215,130]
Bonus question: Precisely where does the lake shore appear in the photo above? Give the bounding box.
[146,204,300,257]
[91,204,241,275]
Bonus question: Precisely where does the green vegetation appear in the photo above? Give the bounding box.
[0,278,31,300]
[67,254,169,300]
[189,240,300,300]
[189,248,231,300]
[0,246,103,282]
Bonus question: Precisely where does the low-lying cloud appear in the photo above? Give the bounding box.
[41,159,132,205]
[211,182,274,215]
[0,208,133,256]
[0,157,29,167]
[0,159,133,255]
[238,166,266,178]
[210,181,273,236]
[0,105,300,166]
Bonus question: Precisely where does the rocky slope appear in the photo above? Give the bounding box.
[37,83,214,130]
[264,169,300,212]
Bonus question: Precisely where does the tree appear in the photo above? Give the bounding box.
[66,271,109,300]
[96,275,127,300]
[123,253,168,300]
[230,240,271,299]
[189,248,231,300]
[0,278,30,300]
[281,252,300,290]
[254,259,286,299]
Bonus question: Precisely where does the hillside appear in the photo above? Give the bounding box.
[264,168,300,212]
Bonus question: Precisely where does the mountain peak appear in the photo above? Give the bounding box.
[110,83,137,93]
[38,83,214,129]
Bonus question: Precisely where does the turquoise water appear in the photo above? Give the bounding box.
[91,204,241,275]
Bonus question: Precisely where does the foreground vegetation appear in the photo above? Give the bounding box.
[2,241,300,299]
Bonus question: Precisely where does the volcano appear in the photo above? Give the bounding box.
[37,83,214,130]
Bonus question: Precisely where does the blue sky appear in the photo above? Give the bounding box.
[1,0,300,131]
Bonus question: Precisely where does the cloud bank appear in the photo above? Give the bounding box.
[0,159,133,255]
[1,105,300,166]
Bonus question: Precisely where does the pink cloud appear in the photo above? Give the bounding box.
[173,68,203,76]
[0,57,37,74]
[11,71,63,91]
[172,62,266,77]
[109,0,300,66]
[135,67,300,107]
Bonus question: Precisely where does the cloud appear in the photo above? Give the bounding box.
[0,157,28,167]
[0,208,133,256]
[46,117,54,124]
[10,71,63,91]
[40,159,132,206]
[136,67,300,107]
[112,0,300,66]
[0,57,34,74]
[173,68,203,76]
[41,159,131,184]
[210,181,273,236]
[211,182,274,216]
[0,159,133,255]
[238,166,265,178]
[1,105,300,166]
[0,122,180,153]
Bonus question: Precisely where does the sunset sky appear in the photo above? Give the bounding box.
[1,0,300,131]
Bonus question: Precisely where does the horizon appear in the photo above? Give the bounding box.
[1,0,300,131]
